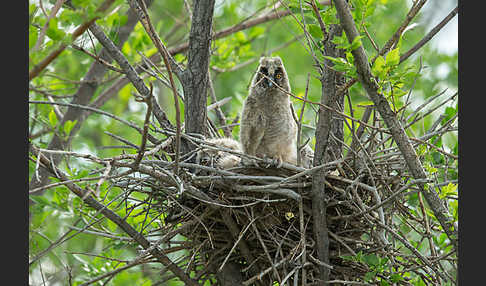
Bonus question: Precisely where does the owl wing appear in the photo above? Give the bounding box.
[240,98,265,156]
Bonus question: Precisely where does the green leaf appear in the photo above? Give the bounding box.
[29,28,38,50]
[441,106,456,125]
[350,35,363,51]
[72,0,91,8]
[450,200,458,221]
[303,15,316,24]
[364,271,376,281]
[345,51,354,65]
[363,254,379,267]
[390,273,403,282]
[386,47,400,66]
[372,56,386,77]
[332,31,349,49]
[48,109,58,127]
[424,162,438,174]
[63,120,77,136]
[249,26,265,39]
[29,195,51,207]
[308,24,323,39]
[60,9,83,26]
[341,255,354,261]
[46,18,65,41]
[234,31,247,43]
[320,7,339,24]
[440,183,458,199]
[323,55,345,64]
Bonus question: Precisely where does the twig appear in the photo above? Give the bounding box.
[29,0,116,81]
[296,73,310,167]
[71,44,125,74]
[29,143,202,286]
[233,185,301,201]
[400,6,458,63]
[333,0,457,251]
[132,86,153,168]
[29,100,143,133]
[242,254,292,286]
[131,0,182,173]
[207,70,232,137]
[373,219,449,282]
[33,0,66,52]
[379,0,428,58]
[220,210,262,285]
[334,0,431,100]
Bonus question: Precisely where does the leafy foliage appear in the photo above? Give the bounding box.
[29,0,457,285]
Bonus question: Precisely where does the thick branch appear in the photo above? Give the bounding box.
[29,1,152,192]
[333,0,457,250]
[29,144,201,286]
[310,21,344,286]
[130,0,182,174]
[181,0,216,153]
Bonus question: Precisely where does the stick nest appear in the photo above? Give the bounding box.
[109,128,446,285]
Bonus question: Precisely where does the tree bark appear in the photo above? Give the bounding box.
[181,0,216,154]
[311,23,344,285]
[325,25,346,163]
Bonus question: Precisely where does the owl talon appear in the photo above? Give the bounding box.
[263,157,282,168]
[242,158,259,167]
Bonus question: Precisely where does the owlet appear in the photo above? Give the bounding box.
[196,137,242,169]
[239,56,298,166]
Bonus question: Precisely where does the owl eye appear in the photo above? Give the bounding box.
[275,73,282,79]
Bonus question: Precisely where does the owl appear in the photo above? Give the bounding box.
[299,144,314,169]
[239,56,298,167]
[196,137,242,169]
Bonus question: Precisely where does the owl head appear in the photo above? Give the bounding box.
[251,56,291,94]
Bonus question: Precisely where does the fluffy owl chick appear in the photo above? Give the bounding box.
[240,56,297,166]
[196,137,242,169]
[299,144,314,169]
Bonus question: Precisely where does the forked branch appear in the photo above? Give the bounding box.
[333,0,457,251]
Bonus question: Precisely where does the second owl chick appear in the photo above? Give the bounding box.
[196,137,242,169]
[240,56,298,166]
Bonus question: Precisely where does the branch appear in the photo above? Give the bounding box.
[335,0,431,98]
[130,0,182,174]
[378,0,428,58]
[181,0,216,153]
[82,2,310,129]
[87,22,174,135]
[29,0,116,81]
[29,143,202,286]
[310,19,345,286]
[88,24,150,97]
[29,2,151,192]
[32,0,65,52]
[333,0,457,251]
[400,6,458,63]
[71,44,125,73]
[28,100,143,133]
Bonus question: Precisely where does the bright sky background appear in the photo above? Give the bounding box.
[418,0,458,55]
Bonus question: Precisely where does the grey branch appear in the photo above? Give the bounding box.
[333,0,457,251]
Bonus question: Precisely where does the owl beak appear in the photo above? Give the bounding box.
[268,81,273,88]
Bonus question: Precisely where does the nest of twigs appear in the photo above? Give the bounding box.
[108,126,434,285]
